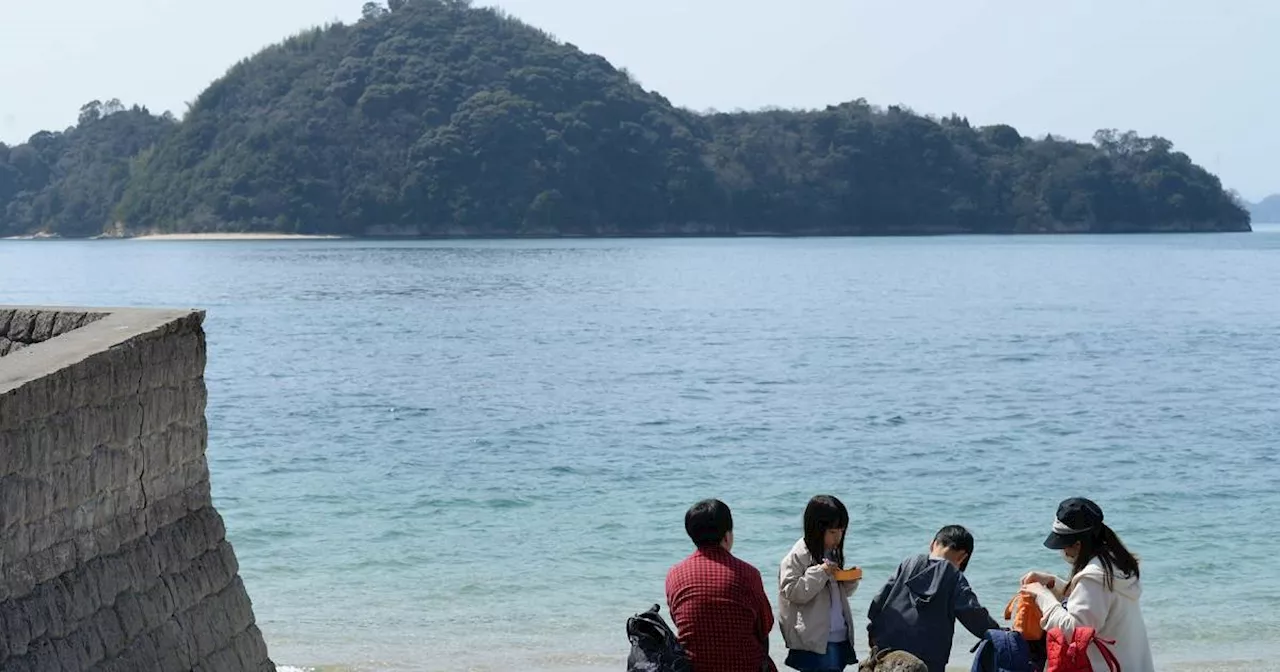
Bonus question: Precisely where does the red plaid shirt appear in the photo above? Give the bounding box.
[665,546,776,672]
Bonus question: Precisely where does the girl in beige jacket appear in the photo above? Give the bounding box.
[778,495,860,672]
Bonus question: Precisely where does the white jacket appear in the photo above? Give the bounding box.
[778,539,860,654]
[1033,558,1155,672]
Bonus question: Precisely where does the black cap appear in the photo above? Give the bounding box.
[1044,497,1104,549]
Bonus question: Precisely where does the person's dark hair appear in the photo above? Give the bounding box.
[685,499,733,549]
[803,495,849,567]
[933,525,975,572]
[1072,523,1141,590]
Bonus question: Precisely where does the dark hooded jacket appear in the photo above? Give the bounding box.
[866,554,999,672]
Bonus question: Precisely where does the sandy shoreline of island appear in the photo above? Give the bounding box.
[130,233,349,241]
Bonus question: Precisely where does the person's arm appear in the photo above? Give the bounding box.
[751,566,775,642]
[778,551,830,604]
[1049,575,1069,601]
[1034,574,1110,634]
[840,578,861,598]
[1022,570,1070,601]
[664,569,685,637]
[866,565,899,641]
[664,570,676,617]
[953,572,1001,638]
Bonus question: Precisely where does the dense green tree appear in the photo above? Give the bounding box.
[0,105,174,237]
[0,0,1250,238]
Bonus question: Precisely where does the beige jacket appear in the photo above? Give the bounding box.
[1034,559,1155,672]
[778,538,860,654]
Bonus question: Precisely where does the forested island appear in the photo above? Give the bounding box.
[1248,195,1280,223]
[0,0,1251,238]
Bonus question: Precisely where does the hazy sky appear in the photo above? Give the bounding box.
[1,0,1275,199]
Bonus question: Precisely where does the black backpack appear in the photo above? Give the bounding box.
[626,604,693,672]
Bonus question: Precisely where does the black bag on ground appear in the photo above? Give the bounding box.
[626,604,692,672]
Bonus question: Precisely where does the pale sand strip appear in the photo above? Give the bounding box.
[131,233,349,240]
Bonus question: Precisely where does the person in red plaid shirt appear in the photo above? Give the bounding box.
[665,499,778,672]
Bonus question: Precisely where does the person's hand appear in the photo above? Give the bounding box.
[1020,571,1056,587]
[1020,582,1053,602]
[822,560,838,575]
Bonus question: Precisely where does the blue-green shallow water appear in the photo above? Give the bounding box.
[2,231,1280,671]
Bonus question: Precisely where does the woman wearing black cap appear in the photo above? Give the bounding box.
[1019,498,1154,672]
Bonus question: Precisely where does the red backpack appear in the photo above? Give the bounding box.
[1045,626,1120,672]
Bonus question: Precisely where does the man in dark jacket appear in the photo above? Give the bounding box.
[866,525,1000,672]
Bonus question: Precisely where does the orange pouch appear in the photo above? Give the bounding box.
[1004,592,1044,641]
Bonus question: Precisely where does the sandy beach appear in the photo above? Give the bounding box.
[1,233,62,240]
[131,233,349,240]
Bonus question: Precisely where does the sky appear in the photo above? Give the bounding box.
[0,0,1275,200]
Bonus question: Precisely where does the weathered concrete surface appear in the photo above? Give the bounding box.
[0,306,274,671]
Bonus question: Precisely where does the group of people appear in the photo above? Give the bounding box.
[663,496,1155,672]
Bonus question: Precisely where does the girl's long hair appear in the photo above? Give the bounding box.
[1071,523,1141,590]
[803,495,849,567]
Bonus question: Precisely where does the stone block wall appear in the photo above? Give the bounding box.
[0,309,106,357]
[0,307,274,671]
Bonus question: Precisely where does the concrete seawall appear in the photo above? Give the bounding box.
[1,307,274,671]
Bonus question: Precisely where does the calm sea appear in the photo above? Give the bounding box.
[2,230,1279,671]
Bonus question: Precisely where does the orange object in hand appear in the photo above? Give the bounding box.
[832,567,863,582]
[1005,591,1044,641]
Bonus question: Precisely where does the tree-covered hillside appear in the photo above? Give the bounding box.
[1249,195,1280,223]
[0,0,1251,237]
[0,101,175,237]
